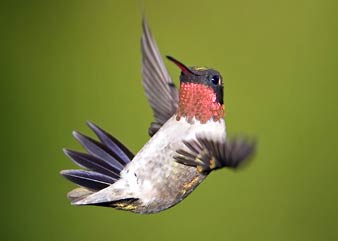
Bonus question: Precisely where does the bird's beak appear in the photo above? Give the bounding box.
[166,56,195,75]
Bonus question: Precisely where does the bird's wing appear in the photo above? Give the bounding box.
[141,17,179,136]
[174,135,256,173]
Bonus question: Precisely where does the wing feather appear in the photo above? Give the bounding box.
[141,17,179,136]
[175,135,256,173]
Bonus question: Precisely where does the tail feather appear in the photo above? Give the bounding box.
[66,187,94,203]
[60,169,116,191]
[87,121,134,164]
[73,131,125,170]
[70,183,139,208]
[63,149,120,179]
[61,122,134,198]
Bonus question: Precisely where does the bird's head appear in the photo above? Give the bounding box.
[167,56,225,123]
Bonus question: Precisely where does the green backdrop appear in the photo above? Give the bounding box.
[2,1,338,241]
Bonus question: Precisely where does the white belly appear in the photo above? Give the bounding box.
[118,115,226,206]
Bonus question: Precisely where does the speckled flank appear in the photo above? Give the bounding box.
[120,115,225,213]
[176,83,224,123]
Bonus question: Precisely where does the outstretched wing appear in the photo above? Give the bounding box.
[141,17,179,136]
[174,135,256,173]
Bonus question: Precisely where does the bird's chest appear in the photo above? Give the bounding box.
[121,116,226,212]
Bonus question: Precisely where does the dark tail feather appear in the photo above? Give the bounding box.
[63,149,120,179]
[87,121,134,164]
[73,131,126,171]
[60,170,116,191]
[61,122,134,192]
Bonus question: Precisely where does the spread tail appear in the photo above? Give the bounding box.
[60,121,134,204]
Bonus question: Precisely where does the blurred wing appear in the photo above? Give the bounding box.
[141,17,179,136]
[175,135,256,173]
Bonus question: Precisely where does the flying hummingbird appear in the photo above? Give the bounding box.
[60,18,256,214]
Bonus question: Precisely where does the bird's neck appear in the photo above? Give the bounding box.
[176,82,225,123]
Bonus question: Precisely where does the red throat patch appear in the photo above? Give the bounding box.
[176,83,225,123]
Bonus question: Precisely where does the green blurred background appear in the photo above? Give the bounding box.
[2,0,338,241]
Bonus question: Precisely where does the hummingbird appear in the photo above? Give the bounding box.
[60,18,255,214]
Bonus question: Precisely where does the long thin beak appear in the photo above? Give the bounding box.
[166,56,195,75]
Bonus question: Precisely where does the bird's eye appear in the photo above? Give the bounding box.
[210,75,220,85]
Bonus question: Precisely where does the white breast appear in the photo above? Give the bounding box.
[118,115,226,203]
